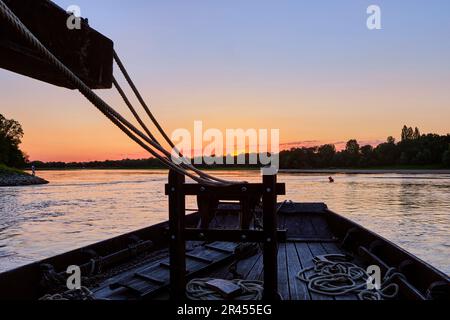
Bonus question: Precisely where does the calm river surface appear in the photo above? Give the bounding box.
[0,170,449,274]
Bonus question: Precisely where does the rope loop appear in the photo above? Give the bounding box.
[186,278,264,300]
[297,254,402,300]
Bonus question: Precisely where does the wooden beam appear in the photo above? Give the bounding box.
[167,170,186,301]
[0,0,113,89]
[263,174,279,300]
[165,182,286,197]
[184,228,287,242]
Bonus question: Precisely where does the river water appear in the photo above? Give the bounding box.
[0,170,448,274]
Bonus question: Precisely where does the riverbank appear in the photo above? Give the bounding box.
[0,164,48,187]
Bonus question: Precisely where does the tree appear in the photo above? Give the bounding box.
[413,127,421,140]
[0,114,27,168]
[277,127,449,169]
[317,144,336,167]
[345,140,360,155]
[0,114,24,146]
[360,145,374,167]
[443,149,450,167]
[344,140,360,167]
[387,136,396,144]
[374,141,399,166]
[401,126,408,141]
[401,125,414,141]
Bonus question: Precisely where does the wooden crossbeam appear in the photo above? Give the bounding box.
[166,170,284,301]
[184,228,287,242]
[165,182,286,197]
[0,0,113,89]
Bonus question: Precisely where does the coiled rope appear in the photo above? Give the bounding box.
[297,254,403,300]
[0,0,240,186]
[186,278,264,300]
[39,287,94,301]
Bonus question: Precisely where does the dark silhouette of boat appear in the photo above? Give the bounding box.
[0,202,448,300]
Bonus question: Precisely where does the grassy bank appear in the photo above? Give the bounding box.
[0,163,48,186]
[0,163,25,175]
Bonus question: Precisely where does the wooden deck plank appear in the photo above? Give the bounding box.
[283,214,304,238]
[309,242,360,300]
[309,214,333,238]
[284,213,319,238]
[294,242,332,300]
[304,216,320,237]
[277,243,290,300]
[107,242,237,297]
[286,243,310,300]
[232,249,261,280]
[201,244,260,281]
[249,254,265,282]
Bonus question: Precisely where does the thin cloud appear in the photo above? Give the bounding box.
[280,139,384,151]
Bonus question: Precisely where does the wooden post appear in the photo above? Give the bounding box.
[239,197,251,230]
[262,174,278,300]
[168,169,186,300]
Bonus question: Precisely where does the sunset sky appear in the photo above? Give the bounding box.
[1,0,449,162]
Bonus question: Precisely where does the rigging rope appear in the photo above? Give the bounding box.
[112,71,242,185]
[297,254,402,300]
[0,0,238,186]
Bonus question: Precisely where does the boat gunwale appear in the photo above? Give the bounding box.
[0,203,448,300]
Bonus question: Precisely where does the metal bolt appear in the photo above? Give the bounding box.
[241,187,247,192]
[171,187,175,192]
[200,187,206,192]
[199,233,205,239]
[241,235,247,240]
[267,238,272,243]
[171,235,176,240]
[266,188,272,193]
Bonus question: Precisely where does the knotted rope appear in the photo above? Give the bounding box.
[186,278,264,300]
[39,287,94,301]
[297,254,402,300]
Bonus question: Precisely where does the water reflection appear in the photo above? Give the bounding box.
[0,170,448,274]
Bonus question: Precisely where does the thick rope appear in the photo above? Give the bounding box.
[113,52,244,185]
[39,287,94,301]
[112,74,242,185]
[297,254,402,300]
[0,0,227,186]
[186,278,264,300]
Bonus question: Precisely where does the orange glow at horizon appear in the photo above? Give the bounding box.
[10,73,449,163]
[12,76,448,163]
[2,0,450,163]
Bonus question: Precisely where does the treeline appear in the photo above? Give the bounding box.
[30,157,262,170]
[280,126,450,169]
[28,125,450,170]
[30,158,164,170]
[0,114,27,168]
